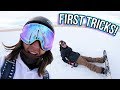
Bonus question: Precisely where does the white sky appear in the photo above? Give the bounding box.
[0,11,120,29]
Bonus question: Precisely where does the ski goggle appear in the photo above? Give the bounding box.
[20,23,54,51]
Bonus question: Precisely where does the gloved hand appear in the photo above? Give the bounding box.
[73,62,78,67]
[68,61,78,67]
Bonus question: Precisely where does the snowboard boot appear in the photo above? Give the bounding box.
[102,55,107,63]
[101,67,109,74]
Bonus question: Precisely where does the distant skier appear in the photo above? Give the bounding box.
[59,40,108,74]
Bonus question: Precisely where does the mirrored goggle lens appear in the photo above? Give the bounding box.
[20,23,54,51]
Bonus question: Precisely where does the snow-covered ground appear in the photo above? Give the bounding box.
[47,26,120,79]
[0,26,120,79]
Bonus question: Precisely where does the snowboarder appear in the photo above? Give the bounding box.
[0,16,55,79]
[59,40,108,74]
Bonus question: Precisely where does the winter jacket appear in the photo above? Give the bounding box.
[0,54,50,79]
[60,46,80,63]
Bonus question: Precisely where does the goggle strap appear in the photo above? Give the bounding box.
[29,33,33,44]
[37,30,39,39]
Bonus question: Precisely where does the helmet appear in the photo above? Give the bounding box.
[20,16,55,51]
[25,16,54,33]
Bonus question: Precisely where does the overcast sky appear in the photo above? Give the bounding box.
[0,11,120,29]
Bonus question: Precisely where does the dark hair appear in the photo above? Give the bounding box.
[59,45,63,51]
[59,40,67,51]
[2,40,23,61]
[59,40,65,44]
[3,40,53,76]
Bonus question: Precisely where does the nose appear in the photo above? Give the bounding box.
[31,41,41,49]
[29,41,42,55]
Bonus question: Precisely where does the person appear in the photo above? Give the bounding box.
[59,40,108,74]
[0,16,55,79]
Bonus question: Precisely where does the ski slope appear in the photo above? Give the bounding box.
[0,26,120,79]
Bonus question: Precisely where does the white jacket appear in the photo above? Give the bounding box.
[0,54,45,79]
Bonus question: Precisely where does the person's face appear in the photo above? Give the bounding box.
[61,42,67,48]
[23,40,46,57]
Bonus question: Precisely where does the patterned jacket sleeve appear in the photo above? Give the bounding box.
[0,55,6,78]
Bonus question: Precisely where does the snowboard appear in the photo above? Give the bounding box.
[103,50,112,79]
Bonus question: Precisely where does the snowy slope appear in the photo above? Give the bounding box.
[47,26,120,79]
[0,26,120,79]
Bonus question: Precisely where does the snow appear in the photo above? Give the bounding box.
[0,26,120,79]
[47,26,120,79]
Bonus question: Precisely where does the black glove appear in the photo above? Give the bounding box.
[73,62,78,67]
[67,61,78,67]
